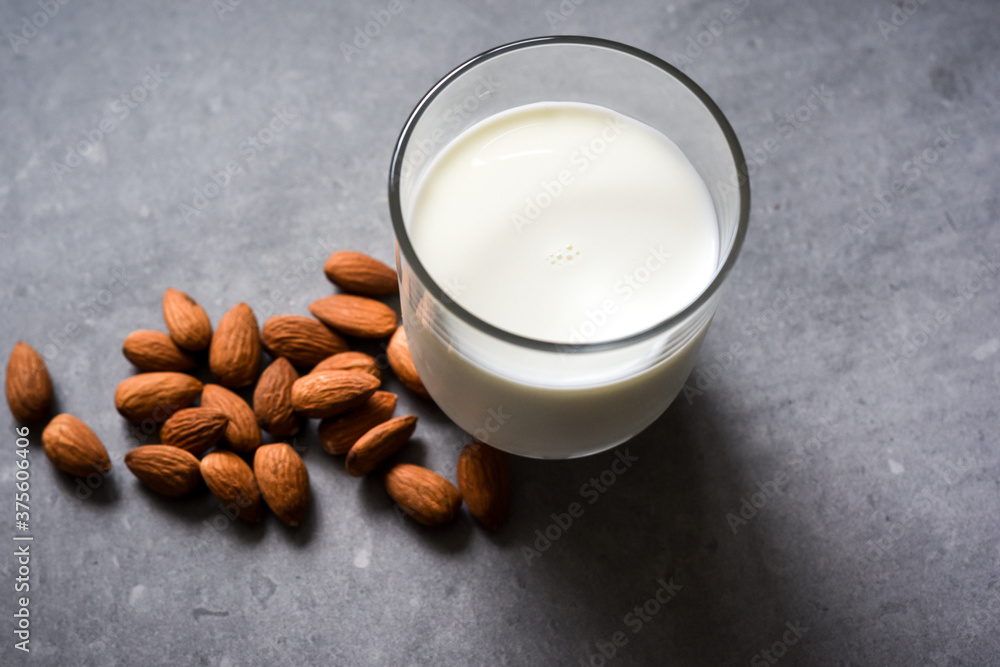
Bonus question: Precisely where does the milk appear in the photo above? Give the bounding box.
[402,102,720,457]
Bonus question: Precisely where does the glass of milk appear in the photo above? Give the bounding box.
[388,37,749,458]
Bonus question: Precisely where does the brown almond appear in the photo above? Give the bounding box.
[309,294,397,339]
[254,443,309,526]
[5,341,53,423]
[290,370,379,419]
[209,303,261,388]
[253,358,300,438]
[200,384,262,455]
[260,315,348,367]
[200,451,262,522]
[124,445,201,497]
[457,442,511,531]
[162,287,212,351]
[318,391,397,455]
[323,250,398,296]
[345,415,418,476]
[312,351,381,381]
[41,414,111,477]
[123,330,196,372]
[160,407,228,456]
[385,463,462,526]
[114,372,203,423]
[387,326,429,398]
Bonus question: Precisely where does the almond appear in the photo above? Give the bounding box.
[457,442,511,530]
[260,315,348,367]
[385,463,462,526]
[200,451,262,522]
[254,443,309,526]
[162,287,212,351]
[387,326,429,398]
[41,414,111,477]
[160,407,228,456]
[115,372,203,422]
[209,303,261,388]
[318,391,397,455]
[200,384,262,455]
[312,351,381,381]
[124,445,201,497]
[309,294,397,339]
[123,330,196,372]
[323,250,398,296]
[345,415,418,476]
[290,370,379,419]
[253,357,300,437]
[5,341,53,423]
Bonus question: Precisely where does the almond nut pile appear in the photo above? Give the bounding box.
[4,250,511,532]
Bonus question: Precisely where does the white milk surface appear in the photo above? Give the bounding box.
[402,102,721,457]
[408,102,719,344]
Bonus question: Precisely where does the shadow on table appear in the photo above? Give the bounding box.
[489,392,792,664]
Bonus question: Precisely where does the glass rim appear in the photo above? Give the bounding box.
[388,35,750,354]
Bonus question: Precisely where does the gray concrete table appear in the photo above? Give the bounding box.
[2,1,998,665]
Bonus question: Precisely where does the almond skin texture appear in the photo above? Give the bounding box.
[345,415,418,476]
[312,351,381,381]
[290,370,379,419]
[387,326,430,398]
[385,464,462,526]
[200,451,262,522]
[115,372,203,423]
[41,414,111,477]
[318,391,397,455]
[261,315,348,367]
[209,303,261,388]
[160,407,228,456]
[123,330,196,372]
[200,384,261,455]
[254,443,309,526]
[162,288,212,351]
[253,358,300,438]
[124,445,201,497]
[5,341,53,423]
[457,442,512,531]
[323,250,399,296]
[309,294,397,339]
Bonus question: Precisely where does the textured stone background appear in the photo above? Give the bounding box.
[1,0,998,665]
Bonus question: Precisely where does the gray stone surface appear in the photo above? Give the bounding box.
[1,0,998,665]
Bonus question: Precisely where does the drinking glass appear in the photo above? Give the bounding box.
[388,36,749,458]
